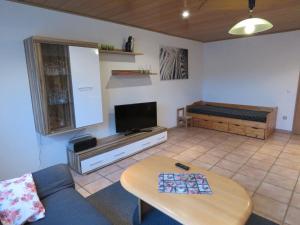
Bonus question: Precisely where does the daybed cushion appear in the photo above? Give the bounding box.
[187,105,269,122]
[27,188,111,225]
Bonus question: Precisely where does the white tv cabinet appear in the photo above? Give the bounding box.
[68,127,167,174]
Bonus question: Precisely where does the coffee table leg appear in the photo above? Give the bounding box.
[138,199,153,224]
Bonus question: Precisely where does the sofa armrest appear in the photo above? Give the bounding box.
[32,164,74,200]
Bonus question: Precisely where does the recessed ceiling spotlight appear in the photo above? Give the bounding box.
[181,0,190,19]
[182,9,190,19]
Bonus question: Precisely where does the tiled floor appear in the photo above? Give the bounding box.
[71,127,300,225]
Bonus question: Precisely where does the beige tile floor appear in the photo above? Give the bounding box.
[71,127,300,225]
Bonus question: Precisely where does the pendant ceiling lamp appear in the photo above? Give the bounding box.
[229,0,273,35]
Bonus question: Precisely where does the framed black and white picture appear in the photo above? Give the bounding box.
[159,46,188,80]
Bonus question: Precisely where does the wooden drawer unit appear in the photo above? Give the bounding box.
[212,121,228,132]
[245,127,265,139]
[192,118,212,129]
[199,119,213,129]
[81,144,132,173]
[228,123,246,135]
[68,127,168,174]
[187,101,277,140]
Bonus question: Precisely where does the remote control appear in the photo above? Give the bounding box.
[175,162,190,171]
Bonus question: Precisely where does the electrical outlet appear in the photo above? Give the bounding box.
[282,116,288,120]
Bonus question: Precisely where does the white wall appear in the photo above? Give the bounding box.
[202,31,300,131]
[0,1,203,179]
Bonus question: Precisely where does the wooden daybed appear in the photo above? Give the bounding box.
[186,101,277,139]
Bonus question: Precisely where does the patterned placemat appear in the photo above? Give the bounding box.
[158,173,212,194]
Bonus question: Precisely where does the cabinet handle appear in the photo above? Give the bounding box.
[113,152,125,157]
[78,87,93,92]
[90,160,103,166]
[142,142,151,146]
[251,127,259,129]
[157,136,166,140]
[217,121,223,124]
[233,124,240,127]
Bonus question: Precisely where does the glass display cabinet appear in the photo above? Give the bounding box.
[24,37,103,135]
[41,43,74,132]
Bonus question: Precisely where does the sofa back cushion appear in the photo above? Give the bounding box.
[32,164,74,200]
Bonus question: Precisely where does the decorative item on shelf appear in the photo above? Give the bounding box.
[100,44,115,51]
[124,36,134,52]
[99,49,143,56]
[141,70,150,75]
[138,65,152,75]
[112,70,157,76]
[98,39,143,55]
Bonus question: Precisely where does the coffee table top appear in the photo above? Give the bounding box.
[120,156,253,225]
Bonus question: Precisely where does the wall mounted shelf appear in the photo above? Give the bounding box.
[112,70,157,76]
[99,49,143,56]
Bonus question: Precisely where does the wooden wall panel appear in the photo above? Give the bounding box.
[13,0,300,42]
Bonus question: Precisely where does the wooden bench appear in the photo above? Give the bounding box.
[186,101,277,139]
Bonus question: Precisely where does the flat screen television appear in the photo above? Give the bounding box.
[114,102,157,134]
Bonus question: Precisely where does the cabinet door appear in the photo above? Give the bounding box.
[69,46,103,128]
[40,43,75,133]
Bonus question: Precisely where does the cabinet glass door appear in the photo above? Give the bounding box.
[40,43,75,133]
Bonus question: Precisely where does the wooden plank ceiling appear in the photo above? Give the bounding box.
[14,0,300,42]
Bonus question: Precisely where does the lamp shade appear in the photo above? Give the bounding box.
[229,17,273,35]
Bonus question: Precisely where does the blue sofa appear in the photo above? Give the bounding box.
[0,164,111,225]
[1,165,279,225]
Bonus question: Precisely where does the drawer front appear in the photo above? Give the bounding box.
[81,131,168,173]
[228,123,246,135]
[212,121,228,132]
[245,127,265,139]
[135,131,168,149]
[154,131,168,143]
[192,119,200,127]
[198,119,213,129]
[81,145,129,173]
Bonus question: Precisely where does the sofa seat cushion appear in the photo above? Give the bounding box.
[88,182,138,225]
[133,208,182,225]
[26,188,111,225]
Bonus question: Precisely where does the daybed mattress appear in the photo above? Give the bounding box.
[187,105,269,122]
